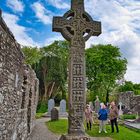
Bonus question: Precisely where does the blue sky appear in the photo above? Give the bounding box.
[0,0,140,83]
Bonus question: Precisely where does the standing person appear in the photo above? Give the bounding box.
[85,104,93,130]
[109,101,119,133]
[98,103,108,133]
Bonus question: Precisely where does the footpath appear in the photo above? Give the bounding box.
[29,118,112,140]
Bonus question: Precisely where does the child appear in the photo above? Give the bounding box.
[98,103,108,133]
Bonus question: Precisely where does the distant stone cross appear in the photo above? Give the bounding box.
[53,0,101,138]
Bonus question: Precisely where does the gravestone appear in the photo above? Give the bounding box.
[48,99,55,115]
[95,96,100,113]
[59,99,68,117]
[53,0,101,139]
[51,108,59,121]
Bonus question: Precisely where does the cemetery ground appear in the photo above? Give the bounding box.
[31,116,140,140]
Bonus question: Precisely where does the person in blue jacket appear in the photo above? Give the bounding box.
[98,103,108,133]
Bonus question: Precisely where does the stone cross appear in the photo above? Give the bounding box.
[119,102,123,116]
[119,102,122,110]
[53,0,101,138]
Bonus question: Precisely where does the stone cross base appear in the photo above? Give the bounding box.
[59,135,90,140]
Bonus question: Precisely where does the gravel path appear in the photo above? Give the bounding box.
[29,118,60,140]
[29,118,112,140]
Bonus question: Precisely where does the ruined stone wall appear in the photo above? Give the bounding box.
[118,91,134,110]
[130,95,140,116]
[118,91,140,115]
[0,10,39,140]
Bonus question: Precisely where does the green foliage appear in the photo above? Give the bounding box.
[22,46,43,65]
[86,44,127,103]
[119,81,140,95]
[36,101,47,113]
[22,41,69,103]
[119,81,134,92]
[120,114,136,120]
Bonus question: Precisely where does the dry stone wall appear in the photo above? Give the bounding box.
[0,10,39,140]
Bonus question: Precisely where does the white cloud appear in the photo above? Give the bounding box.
[32,2,52,25]
[7,0,24,13]
[45,34,64,45]
[2,13,38,47]
[47,0,70,9]
[84,0,140,83]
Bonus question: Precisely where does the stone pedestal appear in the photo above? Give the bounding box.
[60,134,90,140]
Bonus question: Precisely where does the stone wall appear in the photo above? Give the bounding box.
[118,91,140,115]
[0,10,39,140]
[117,91,134,110]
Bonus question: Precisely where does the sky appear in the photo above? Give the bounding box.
[0,0,140,83]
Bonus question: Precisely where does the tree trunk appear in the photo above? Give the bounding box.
[48,82,55,98]
[106,91,109,104]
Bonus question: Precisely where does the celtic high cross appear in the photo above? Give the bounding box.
[53,0,101,139]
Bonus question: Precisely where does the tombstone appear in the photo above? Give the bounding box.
[95,96,100,113]
[51,108,59,121]
[119,102,123,116]
[48,99,55,115]
[53,0,101,139]
[59,99,68,117]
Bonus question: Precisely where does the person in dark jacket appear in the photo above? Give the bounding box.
[98,103,108,133]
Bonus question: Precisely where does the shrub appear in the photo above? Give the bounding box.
[37,101,48,113]
[120,114,136,120]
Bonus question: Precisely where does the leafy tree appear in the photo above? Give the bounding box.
[119,81,134,92]
[36,41,69,102]
[119,81,140,95]
[86,44,127,103]
[22,41,69,105]
[22,46,43,65]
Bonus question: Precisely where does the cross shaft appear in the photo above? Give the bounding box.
[53,0,101,138]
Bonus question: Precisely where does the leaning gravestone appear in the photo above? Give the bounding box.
[59,99,68,117]
[48,99,55,115]
[51,108,59,121]
[95,96,100,113]
[53,0,101,139]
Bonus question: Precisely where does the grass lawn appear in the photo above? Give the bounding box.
[35,113,45,119]
[46,119,140,140]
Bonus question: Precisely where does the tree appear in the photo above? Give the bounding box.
[86,44,127,103]
[22,46,43,65]
[36,41,69,102]
[119,81,140,95]
[22,41,69,104]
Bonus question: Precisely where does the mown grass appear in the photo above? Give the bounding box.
[35,113,45,119]
[46,119,140,140]
[46,119,68,134]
